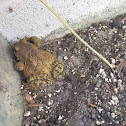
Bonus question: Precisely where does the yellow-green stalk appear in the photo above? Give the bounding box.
[40,0,113,69]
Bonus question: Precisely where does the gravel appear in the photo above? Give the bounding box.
[21,13,126,126]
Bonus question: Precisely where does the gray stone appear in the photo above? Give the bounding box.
[0,33,23,126]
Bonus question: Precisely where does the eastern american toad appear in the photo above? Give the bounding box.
[14,37,65,90]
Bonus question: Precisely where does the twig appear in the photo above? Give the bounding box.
[28,103,44,107]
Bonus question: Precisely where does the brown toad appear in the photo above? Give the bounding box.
[14,37,64,90]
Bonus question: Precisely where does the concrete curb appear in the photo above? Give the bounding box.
[0,33,23,126]
[0,0,126,43]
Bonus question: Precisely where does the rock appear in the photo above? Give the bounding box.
[0,33,23,126]
[112,16,122,28]
[24,111,31,117]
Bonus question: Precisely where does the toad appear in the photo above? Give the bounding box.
[14,37,65,90]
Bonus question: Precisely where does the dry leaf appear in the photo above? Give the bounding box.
[24,92,35,104]
[105,83,110,90]
[116,59,126,73]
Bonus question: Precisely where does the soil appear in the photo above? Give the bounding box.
[21,14,126,126]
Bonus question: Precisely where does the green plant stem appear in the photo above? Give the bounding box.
[40,0,113,69]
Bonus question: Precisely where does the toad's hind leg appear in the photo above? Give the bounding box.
[51,61,65,80]
[25,71,54,90]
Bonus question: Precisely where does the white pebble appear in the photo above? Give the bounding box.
[111,58,116,64]
[48,93,52,98]
[111,96,119,105]
[38,119,46,124]
[38,106,44,111]
[99,68,104,74]
[110,72,114,79]
[55,89,61,93]
[98,108,103,113]
[108,78,112,83]
[114,88,118,94]
[28,92,31,95]
[24,111,30,117]
[118,79,122,83]
[113,78,117,83]
[99,68,106,78]
[111,113,116,118]
[112,96,118,101]
[95,87,98,91]
[96,120,100,125]
[21,85,24,89]
[25,124,29,126]
[105,78,109,82]
[96,74,100,78]
[58,115,63,120]
[37,115,41,119]
[114,30,117,33]
[58,41,61,44]
[48,100,53,106]
[33,94,37,99]
[102,72,107,78]
[118,79,124,90]
[64,49,67,51]
[64,56,68,60]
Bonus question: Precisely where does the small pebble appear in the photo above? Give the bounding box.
[58,41,61,44]
[96,80,102,88]
[37,115,41,120]
[33,94,37,99]
[58,115,63,120]
[48,100,53,106]
[28,92,31,95]
[113,78,117,83]
[110,72,114,79]
[34,124,39,126]
[38,119,46,124]
[111,96,119,105]
[108,78,112,83]
[82,117,89,126]
[48,93,52,98]
[99,68,106,78]
[21,85,24,89]
[114,88,118,94]
[33,117,37,120]
[105,78,109,82]
[64,56,68,60]
[24,111,31,117]
[96,120,102,125]
[99,68,104,74]
[55,89,61,93]
[64,49,67,51]
[111,113,116,118]
[38,106,44,111]
[111,58,116,64]
[95,87,98,91]
[117,79,124,91]
[25,124,29,126]
[98,108,103,113]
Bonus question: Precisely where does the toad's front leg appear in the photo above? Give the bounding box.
[14,60,25,71]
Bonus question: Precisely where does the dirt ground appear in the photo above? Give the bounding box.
[21,13,126,126]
